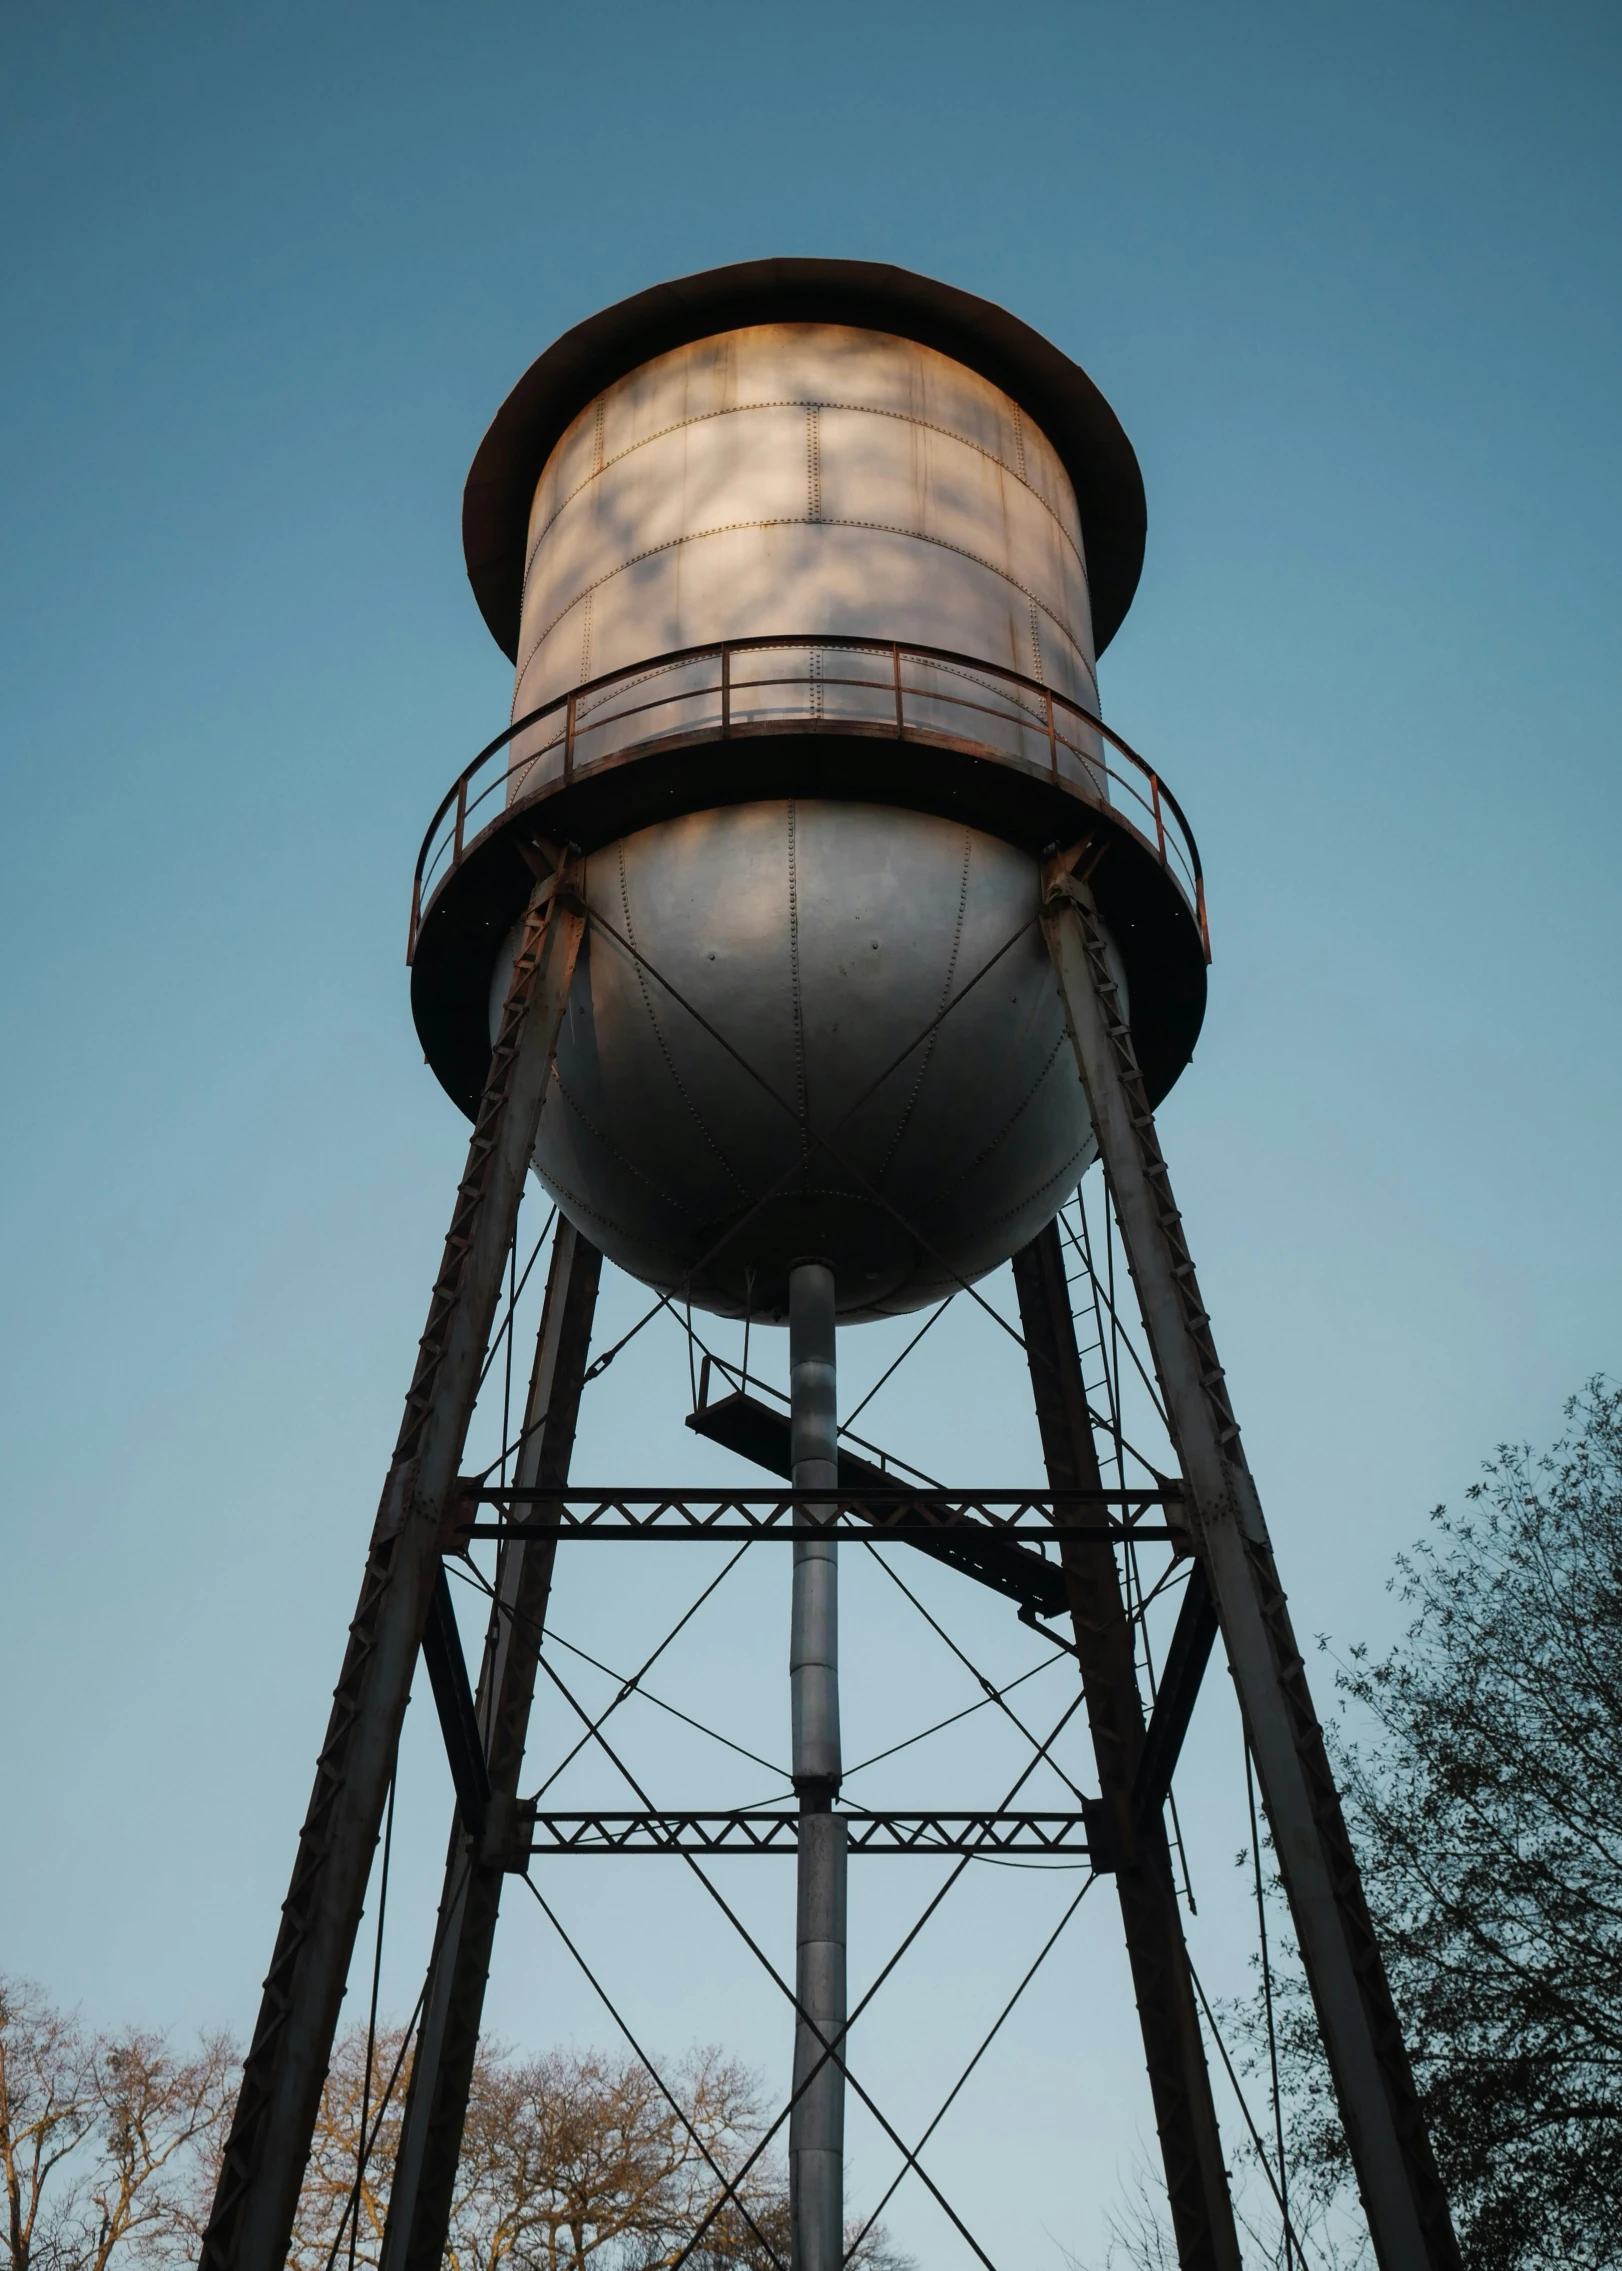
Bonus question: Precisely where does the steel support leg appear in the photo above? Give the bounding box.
[1013,1224,1241,2271]
[379,1219,601,2271]
[199,866,586,2271]
[1040,850,1459,2271]
[788,1260,845,2271]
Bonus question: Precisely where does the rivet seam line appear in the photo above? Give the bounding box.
[522,397,1089,587]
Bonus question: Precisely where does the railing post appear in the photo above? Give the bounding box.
[892,645,904,738]
[721,646,731,739]
[453,777,467,862]
[1151,773,1167,864]
[564,692,576,787]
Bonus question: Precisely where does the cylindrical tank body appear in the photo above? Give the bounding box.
[491,318,1122,1322]
[507,324,1101,798]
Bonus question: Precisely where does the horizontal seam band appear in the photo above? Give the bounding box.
[516,518,1095,689]
[523,397,1088,590]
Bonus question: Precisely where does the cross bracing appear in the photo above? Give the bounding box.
[198,851,1459,2271]
[392,904,1248,2270]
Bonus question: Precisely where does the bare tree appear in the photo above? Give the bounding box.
[285,2026,411,2271]
[0,1982,234,2271]
[1,1980,94,2271]
[79,2031,237,2271]
[1071,2152,1369,2271]
[292,2028,909,2271]
[451,2044,773,2271]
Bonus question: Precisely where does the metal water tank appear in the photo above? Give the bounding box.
[411,261,1207,1320]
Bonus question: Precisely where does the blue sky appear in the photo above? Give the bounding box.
[2,3,1617,2263]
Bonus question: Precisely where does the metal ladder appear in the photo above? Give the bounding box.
[1040,842,1460,2271]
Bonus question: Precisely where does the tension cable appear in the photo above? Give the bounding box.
[519,1874,790,2271]
[1246,1735,1296,2268]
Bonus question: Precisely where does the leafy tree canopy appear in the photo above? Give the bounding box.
[1278,1380,1622,2269]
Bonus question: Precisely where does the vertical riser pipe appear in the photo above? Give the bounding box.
[788,1261,844,2271]
[792,1814,847,2271]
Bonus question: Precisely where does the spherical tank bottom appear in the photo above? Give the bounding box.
[491,800,1118,1323]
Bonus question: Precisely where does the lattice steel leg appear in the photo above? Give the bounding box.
[1013,1224,1241,2271]
[1040,849,1459,2271]
[788,1260,845,2271]
[379,1219,601,2271]
[199,866,587,2271]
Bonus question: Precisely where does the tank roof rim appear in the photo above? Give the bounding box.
[463,257,1147,664]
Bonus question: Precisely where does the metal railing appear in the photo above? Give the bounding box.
[408,635,1208,963]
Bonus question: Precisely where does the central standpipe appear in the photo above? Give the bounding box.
[788,1261,846,2271]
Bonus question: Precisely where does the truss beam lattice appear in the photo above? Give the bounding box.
[519,1809,1101,1858]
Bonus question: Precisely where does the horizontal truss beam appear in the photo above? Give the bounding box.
[516,1809,1105,1858]
[452,1485,1183,1547]
[468,1524,1175,1542]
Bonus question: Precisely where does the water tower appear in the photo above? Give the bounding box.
[198,263,1460,2271]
